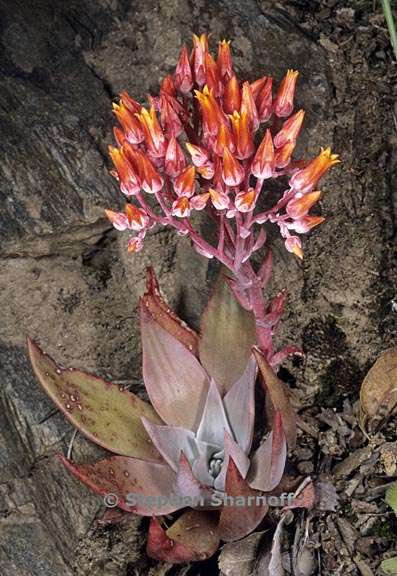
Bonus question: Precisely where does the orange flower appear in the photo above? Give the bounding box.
[108,145,141,195]
[161,75,176,96]
[185,142,209,167]
[138,153,164,194]
[172,196,191,217]
[112,102,144,144]
[195,85,225,136]
[286,191,321,219]
[274,141,296,169]
[214,123,235,156]
[136,106,166,157]
[223,75,241,114]
[290,148,340,193]
[127,236,144,253]
[209,188,230,210]
[251,129,275,179]
[165,136,186,178]
[235,188,257,212]
[285,236,303,259]
[120,91,141,114]
[205,52,222,97]
[274,110,305,148]
[274,70,299,118]
[256,77,273,122]
[125,203,149,230]
[222,147,244,186]
[173,165,196,197]
[240,81,259,131]
[217,39,233,81]
[290,216,325,234]
[229,111,254,159]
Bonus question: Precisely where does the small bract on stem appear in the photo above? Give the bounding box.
[106,33,339,362]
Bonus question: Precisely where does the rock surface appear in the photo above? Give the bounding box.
[0,0,395,575]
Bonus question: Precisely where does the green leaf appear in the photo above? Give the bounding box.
[199,273,256,395]
[27,338,162,460]
[381,558,397,575]
[386,483,397,516]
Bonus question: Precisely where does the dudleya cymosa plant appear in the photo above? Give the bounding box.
[28,269,296,561]
[28,33,337,564]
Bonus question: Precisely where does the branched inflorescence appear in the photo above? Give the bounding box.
[106,33,339,360]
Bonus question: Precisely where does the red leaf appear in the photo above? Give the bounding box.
[59,454,182,516]
[141,304,209,430]
[219,458,268,542]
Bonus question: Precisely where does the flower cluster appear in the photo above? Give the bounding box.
[106,33,339,262]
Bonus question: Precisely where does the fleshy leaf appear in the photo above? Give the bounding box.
[248,411,287,493]
[141,267,199,356]
[141,304,210,430]
[141,418,198,472]
[223,356,257,453]
[27,338,162,460]
[253,346,297,449]
[147,511,220,562]
[174,452,212,501]
[199,272,256,395]
[219,457,268,542]
[196,379,233,446]
[59,454,181,516]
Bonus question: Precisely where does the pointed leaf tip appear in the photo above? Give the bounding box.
[27,338,162,460]
[141,267,199,356]
[219,457,268,542]
[199,272,256,395]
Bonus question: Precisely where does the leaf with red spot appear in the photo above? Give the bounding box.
[253,346,297,449]
[199,272,256,395]
[27,338,162,460]
[59,454,182,516]
[147,510,220,562]
[141,267,199,356]
[219,458,268,542]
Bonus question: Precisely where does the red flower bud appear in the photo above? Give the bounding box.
[222,148,244,186]
[173,165,196,197]
[251,129,275,179]
[274,70,299,118]
[223,75,241,114]
[174,46,193,94]
[274,110,305,148]
[165,136,186,177]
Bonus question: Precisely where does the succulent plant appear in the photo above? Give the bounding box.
[28,268,297,563]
